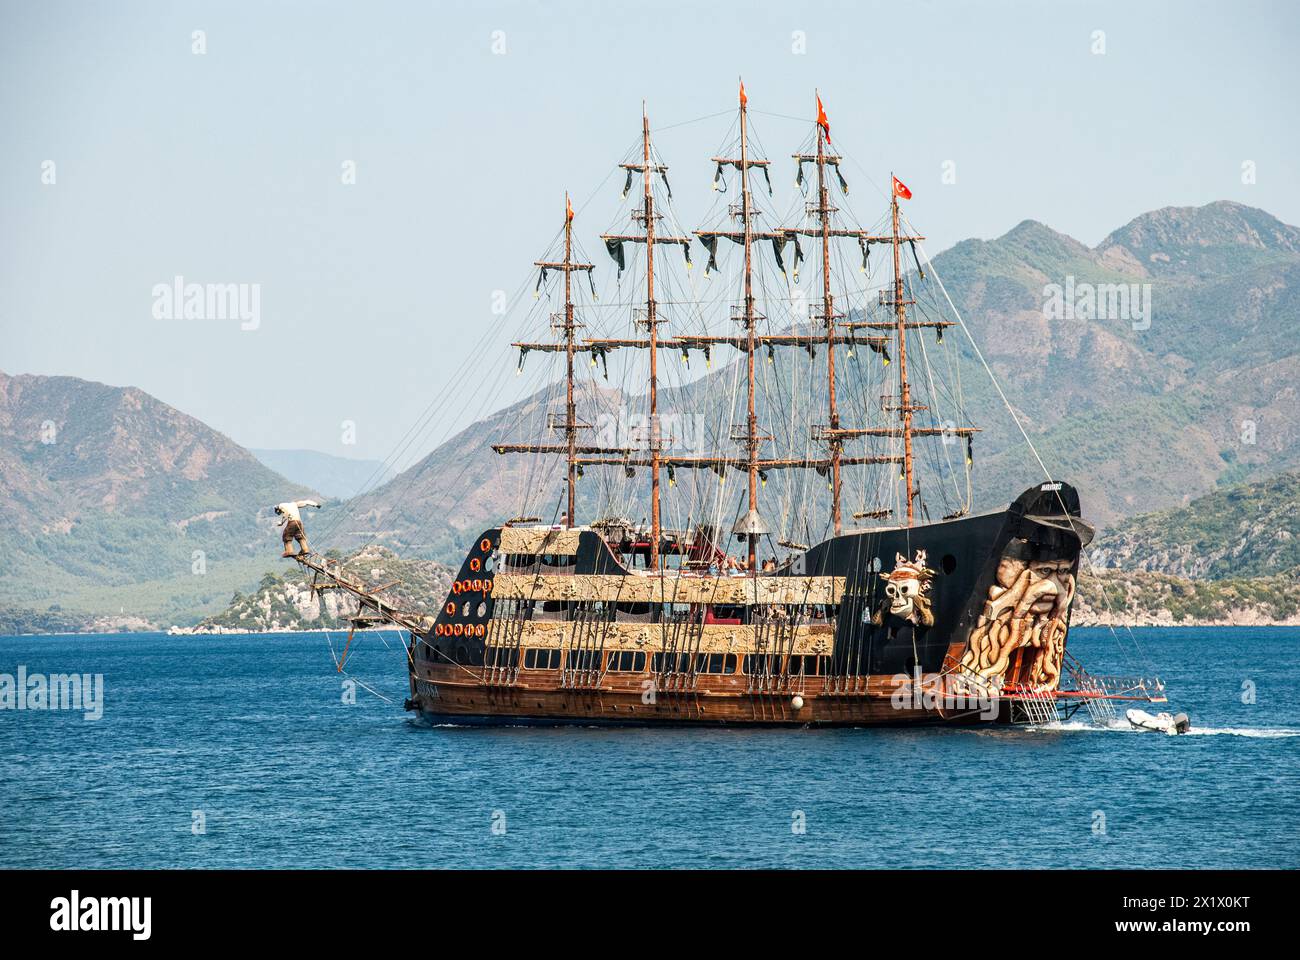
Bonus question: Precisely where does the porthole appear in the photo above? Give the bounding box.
[476,601,488,617]
[941,554,957,575]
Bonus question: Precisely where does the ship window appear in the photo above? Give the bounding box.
[652,652,693,673]
[707,654,725,674]
[476,601,488,617]
[566,649,604,671]
[462,602,472,617]
[608,651,648,672]
[540,553,577,568]
[742,654,780,676]
[524,648,560,669]
[485,647,518,669]
[787,656,824,676]
[941,554,957,575]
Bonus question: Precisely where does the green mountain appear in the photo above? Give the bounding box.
[1073,469,1300,626]
[0,371,316,626]
[940,202,1300,524]
[1088,471,1300,580]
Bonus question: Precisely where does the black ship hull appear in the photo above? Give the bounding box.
[404,481,1091,728]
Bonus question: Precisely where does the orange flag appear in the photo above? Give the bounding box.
[739,80,747,107]
[566,195,574,221]
[892,176,912,200]
[816,94,831,143]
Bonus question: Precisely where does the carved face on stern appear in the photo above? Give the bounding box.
[957,542,1078,692]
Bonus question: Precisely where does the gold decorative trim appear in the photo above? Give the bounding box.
[491,620,835,655]
[491,573,845,606]
[498,527,583,556]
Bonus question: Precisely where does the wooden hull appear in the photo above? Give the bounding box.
[407,482,1091,729]
[407,664,1009,728]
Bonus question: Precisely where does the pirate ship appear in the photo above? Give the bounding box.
[293,86,1166,727]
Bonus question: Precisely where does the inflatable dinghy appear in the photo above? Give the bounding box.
[1126,708,1191,735]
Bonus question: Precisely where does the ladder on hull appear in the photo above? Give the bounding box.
[1010,687,1061,726]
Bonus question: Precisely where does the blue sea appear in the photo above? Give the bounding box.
[0,627,1296,869]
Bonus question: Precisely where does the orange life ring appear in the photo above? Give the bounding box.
[469,558,481,572]
[483,580,493,593]
[444,602,455,615]
[434,623,445,636]
[475,623,486,637]
[480,538,492,552]
[453,623,465,636]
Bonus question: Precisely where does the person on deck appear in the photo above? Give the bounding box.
[274,499,321,557]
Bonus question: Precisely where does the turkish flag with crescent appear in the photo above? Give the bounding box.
[816,94,831,143]
[892,176,912,200]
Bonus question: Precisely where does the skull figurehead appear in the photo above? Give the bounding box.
[879,550,936,626]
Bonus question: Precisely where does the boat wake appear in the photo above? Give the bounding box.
[1030,719,1300,738]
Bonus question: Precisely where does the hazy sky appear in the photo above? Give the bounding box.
[2,0,1297,466]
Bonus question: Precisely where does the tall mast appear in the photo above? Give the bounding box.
[739,81,758,572]
[563,193,578,527]
[814,92,841,534]
[641,106,662,569]
[890,178,916,526]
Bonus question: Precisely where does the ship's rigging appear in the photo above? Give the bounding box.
[493,84,980,566]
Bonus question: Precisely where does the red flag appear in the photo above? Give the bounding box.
[566,195,574,222]
[739,80,747,107]
[892,176,912,200]
[816,94,831,143]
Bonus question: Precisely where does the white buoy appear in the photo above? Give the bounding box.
[791,695,805,710]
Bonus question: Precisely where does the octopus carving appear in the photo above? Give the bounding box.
[872,550,936,628]
[956,546,1076,692]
